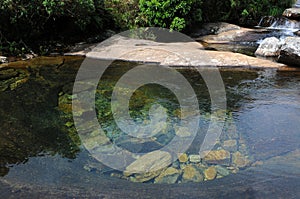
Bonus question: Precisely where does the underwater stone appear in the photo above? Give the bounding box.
[189,154,201,163]
[204,166,217,180]
[154,167,181,184]
[232,151,250,168]
[178,153,188,163]
[124,150,172,175]
[182,165,204,183]
[215,165,230,176]
[223,139,238,152]
[203,149,231,166]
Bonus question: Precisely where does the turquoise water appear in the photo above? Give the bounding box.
[0,57,299,197]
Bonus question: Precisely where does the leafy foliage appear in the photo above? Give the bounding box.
[201,0,294,26]
[137,0,201,31]
[0,0,111,55]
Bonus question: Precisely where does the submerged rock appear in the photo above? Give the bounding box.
[124,150,172,175]
[154,167,181,184]
[215,165,230,177]
[232,151,250,168]
[255,37,282,57]
[278,37,300,67]
[203,149,231,166]
[178,153,188,163]
[131,169,162,183]
[204,166,217,180]
[223,139,238,152]
[182,165,204,183]
[189,154,201,163]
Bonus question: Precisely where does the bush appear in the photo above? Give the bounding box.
[137,0,202,31]
[201,0,294,26]
[0,0,111,55]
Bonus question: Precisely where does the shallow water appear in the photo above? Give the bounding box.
[0,57,299,198]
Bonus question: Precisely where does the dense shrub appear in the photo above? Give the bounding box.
[104,0,202,31]
[104,0,139,30]
[0,0,111,55]
[137,0,202,31]
[201,0,294,26]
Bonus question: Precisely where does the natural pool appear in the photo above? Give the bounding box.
[0,56,299,198]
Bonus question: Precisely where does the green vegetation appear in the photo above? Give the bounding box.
[201,0,294,26]
[0,0,294,56]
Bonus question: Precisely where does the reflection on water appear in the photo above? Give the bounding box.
[0,57,299,197]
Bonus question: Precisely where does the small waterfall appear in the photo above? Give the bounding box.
[269,17,300,32]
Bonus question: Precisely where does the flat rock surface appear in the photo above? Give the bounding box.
[86,35,285,68]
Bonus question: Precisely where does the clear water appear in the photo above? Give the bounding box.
[0,57,299,198]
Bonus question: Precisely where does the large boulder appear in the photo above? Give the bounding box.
[255,37,282,57]
[278,37,300,67]
[283,8,300,19]
[191,22,241,37]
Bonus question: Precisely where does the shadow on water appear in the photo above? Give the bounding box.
[0,57,299,198]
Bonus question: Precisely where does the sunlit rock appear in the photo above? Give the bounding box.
[255,37,282,57]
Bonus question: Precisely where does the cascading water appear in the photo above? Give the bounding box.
[256,2,300,41]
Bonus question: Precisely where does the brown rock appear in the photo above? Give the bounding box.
[232,151,250,168]
[182,165,204,183]
[178,153,188,163]
[204,166,217,180]
[125,150,172,175]
[154,167,181,184]
[203,149,231,166]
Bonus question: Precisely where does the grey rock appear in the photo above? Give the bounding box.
[189,154,201,163]
[278,37,300,67]
[255,37,282,57]
[215,165,230,176]
[283,8,300,19]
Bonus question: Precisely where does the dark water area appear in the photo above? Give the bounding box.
[0,57,299,198]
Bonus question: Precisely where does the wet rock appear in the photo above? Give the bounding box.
[154,167,181,184]
[124,150,172,175]
[178,153,188,163]
[215,165,230,177]
[131,169,163,183]
[255,37,282,57]
[232,151,250,168]
[204,166,217,180]
[278,37,300,67]
[257,16,278,27]
[282,8,300,19]
[203,149,231,166]
[182,165,204,183]
[223,139,238,152]
[189,154,201,163]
